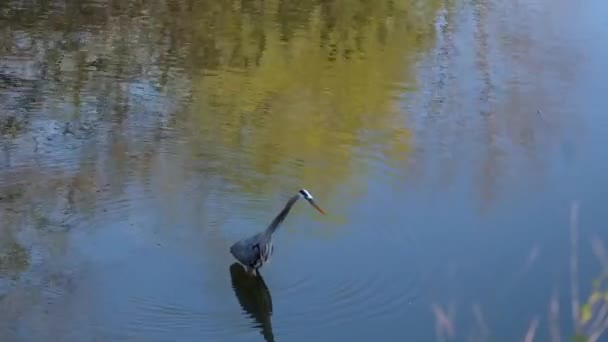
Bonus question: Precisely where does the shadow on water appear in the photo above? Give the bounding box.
[229,262,275,342]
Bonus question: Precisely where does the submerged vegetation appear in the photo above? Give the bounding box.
[431,203,608,342]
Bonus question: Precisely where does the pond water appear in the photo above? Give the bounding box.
[1,0,608,341]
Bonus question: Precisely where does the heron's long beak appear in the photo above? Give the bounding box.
[307,199,326,215]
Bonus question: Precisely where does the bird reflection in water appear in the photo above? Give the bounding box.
[229,262,275,342]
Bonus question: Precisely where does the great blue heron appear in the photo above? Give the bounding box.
[229,189,326,276]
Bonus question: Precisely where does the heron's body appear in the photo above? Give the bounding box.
[230,232,274,273]
[229,189,325,276]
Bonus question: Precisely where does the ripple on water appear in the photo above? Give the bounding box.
[62,192,133,229]
[125,297,242,336]
[271,233,425,331]
[284,267,420,329]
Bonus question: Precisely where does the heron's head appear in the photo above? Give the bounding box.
[298,188,325,215]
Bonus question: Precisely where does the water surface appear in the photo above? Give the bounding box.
[1,0,608,341]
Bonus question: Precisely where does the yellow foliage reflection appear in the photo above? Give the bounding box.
[182,0,442,196]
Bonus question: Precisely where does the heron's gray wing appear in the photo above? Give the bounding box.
[230,234,263,266]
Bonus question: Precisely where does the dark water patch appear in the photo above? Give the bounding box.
[229,263,276,342]
[0,240,29,277]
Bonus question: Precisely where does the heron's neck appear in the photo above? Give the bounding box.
[264,194,301,236]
